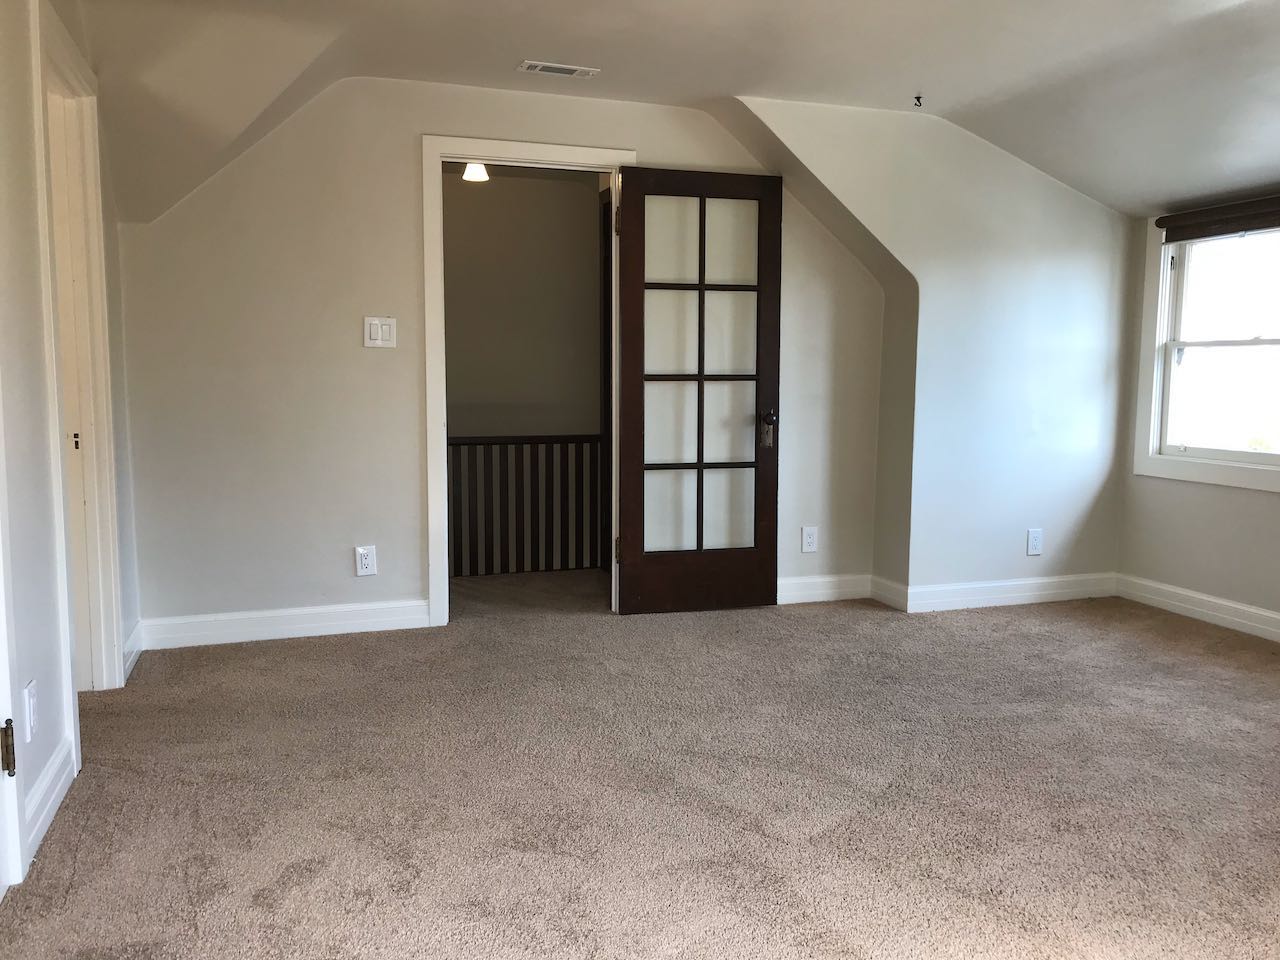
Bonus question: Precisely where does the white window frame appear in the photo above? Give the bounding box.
[1132,220,1280,493]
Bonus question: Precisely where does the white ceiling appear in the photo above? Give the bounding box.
[64,0,1280,222]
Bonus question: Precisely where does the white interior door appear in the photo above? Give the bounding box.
[0,552,23,886]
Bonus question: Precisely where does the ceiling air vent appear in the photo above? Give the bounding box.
[517,60,600,79]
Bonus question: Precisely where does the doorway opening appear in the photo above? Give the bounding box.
[442,162,612,613]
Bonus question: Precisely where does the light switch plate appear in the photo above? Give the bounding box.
[364,316,396,348]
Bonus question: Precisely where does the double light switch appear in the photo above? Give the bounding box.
[364,316,397,348]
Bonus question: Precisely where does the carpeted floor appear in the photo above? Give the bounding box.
[2,571,1278,959]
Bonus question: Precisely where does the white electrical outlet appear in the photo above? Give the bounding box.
[355,545,377,576]
[1027,528,1044,557]
[801,526,818,554]
[23,680,36,743]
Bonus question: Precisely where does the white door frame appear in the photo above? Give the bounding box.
[36,2,124,691]
[421,136,636,625]
[1,0,107,891]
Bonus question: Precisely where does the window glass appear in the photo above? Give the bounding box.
[1179,230,1280,341]
[1162,229,1280,462]
[1166,345,1280,455]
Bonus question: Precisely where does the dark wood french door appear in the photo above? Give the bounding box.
[617,167,782,614]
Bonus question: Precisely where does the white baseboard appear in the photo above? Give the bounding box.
[1117,575,1280,644]
[123,619,144,680]
[905,573,1119,613]
[772,573,1102,613]
[776,574,870,605]
[142,599,432,650]
[23,737,76,863]
[870,576,908,610]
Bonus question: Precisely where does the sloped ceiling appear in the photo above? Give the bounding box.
[68,0,1280,222]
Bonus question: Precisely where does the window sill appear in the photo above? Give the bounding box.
[1135,450,1280,494]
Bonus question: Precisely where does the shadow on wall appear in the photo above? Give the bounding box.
[778,193,886,580]
[707,98,921,587]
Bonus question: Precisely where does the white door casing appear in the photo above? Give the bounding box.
[422,137,636,623]
[2,0,124,889]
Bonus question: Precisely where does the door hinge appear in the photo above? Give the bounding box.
[614,536,621,562]
[1,719,14,777]
[614,206,621,236]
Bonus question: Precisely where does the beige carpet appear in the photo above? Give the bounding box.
[2,571,1278,959]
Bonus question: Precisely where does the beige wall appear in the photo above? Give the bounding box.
[443,165,601,437]
[120,78,885,618]
[778,193,884,580]
[742,98,1130,589]
[108,72,1280,625]
[1120,478,1280,611]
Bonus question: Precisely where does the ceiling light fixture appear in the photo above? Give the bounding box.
[462,162,489,183]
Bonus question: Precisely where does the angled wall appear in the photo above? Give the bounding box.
[709,100,918,588]
[740,98,1130,591]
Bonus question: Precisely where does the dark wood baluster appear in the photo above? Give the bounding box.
[543,444,555,571]
[529,444,542,572]
[448,446,457,576]
[574,440,587,570]
[559,441,570,570]
[467,444,480,577]
[499,444,511,574]
[588,438,599,569]
[483,444,495,575]
[515,443,527,573]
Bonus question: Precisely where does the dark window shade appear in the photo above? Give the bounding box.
[1155,195,1280,244]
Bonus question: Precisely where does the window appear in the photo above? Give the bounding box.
[1159,229,1280,467]
[1133,195,1280,493]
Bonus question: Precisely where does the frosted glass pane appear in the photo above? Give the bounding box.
[645,290,699,374]
[704,291,757,375]
[705,198,758,285]
[704,469,755,549]
[704,381,756,463]
[644,382,698,464]
[645,195,699,283]
[644,470,697,552]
